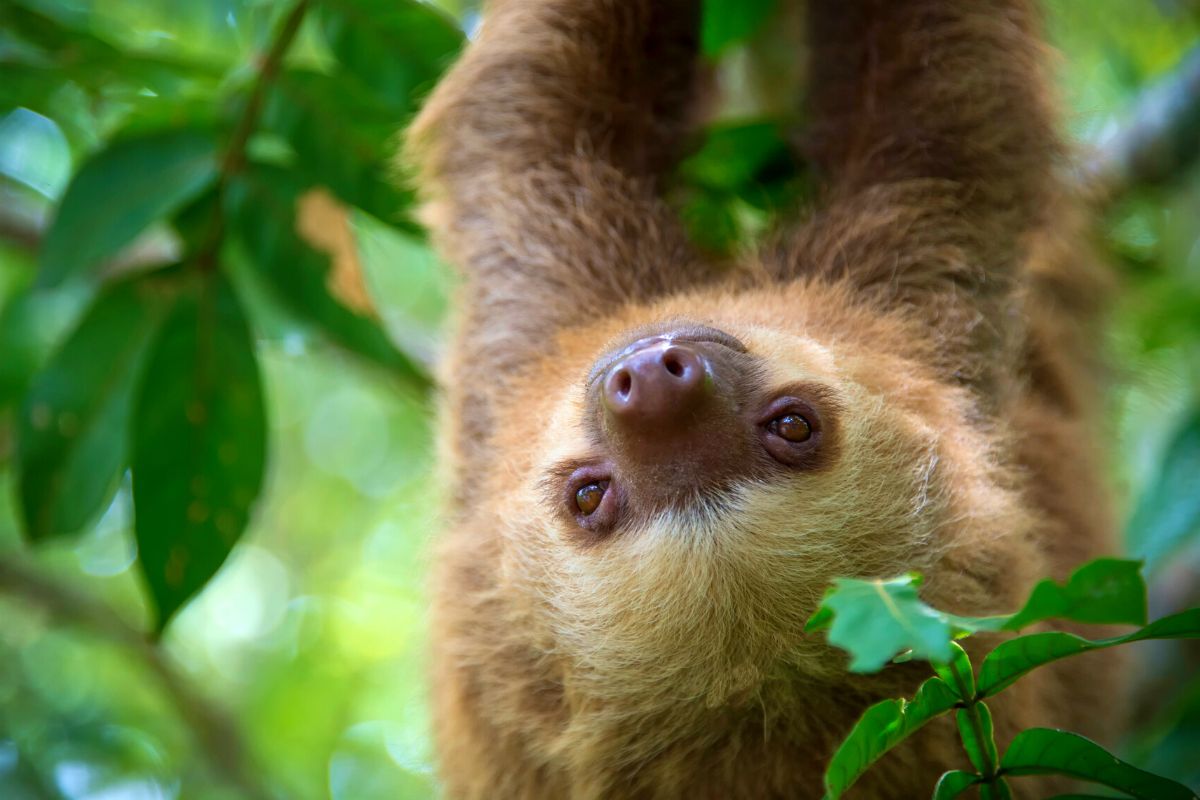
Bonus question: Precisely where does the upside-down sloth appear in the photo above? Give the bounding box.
[407,0,1123,797]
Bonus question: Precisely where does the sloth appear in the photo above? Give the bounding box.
[406,0,1123,797]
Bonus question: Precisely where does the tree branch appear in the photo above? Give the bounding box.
[0,554,275,800]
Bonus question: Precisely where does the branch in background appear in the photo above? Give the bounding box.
[1087,43,1200,205]
[0,555,275,800]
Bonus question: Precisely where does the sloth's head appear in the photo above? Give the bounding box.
[482,283,1036,707]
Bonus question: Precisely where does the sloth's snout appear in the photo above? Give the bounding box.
[602,343,707,426]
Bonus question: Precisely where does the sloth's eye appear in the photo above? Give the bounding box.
[766,413,812,443]
[575,482,607,515]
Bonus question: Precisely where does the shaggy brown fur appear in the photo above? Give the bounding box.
[406,1,1123,797]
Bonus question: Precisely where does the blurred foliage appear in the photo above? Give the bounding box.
[0,0,1197,798]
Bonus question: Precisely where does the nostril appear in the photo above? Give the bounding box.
[614,369,633,398]
[663,353,684,377]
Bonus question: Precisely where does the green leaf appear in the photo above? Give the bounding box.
[1003,558,1147,630]
[38,129,218,287]
[821,676,959,799]
[319,0,462,112]
[805,573,955,672]
[131,274,266,630]
[701,0,776,57]
[1126,410,1200,573]
[980,781,1013,800]
[808,559,1154,675]
[933,641,975,701]
[956,702,999,776]
[977,608,1200,697]
[261,69,416,225]
[227,165,429,388]
[932,771,981,800]
[999,728,1197,800]
[17,277,167,540]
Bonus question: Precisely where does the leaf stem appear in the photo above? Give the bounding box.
[197,0,311,270]
[947,657,1003,786]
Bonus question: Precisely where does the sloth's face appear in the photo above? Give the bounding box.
[490,285,1030,702]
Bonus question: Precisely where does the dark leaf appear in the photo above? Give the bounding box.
[319,0,462,112]
[227,165,429,388]
[999,728,1197,800]
[38,128,218,287]
[1003,558,1147,630]
[701,0,776,57]
[977,608,1200,698]
[261,69,417,226]
[821,676,959,799]
[132,273,266,630]
[932,771,981,800]
[17,277,168,540]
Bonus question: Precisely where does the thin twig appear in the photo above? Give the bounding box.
[197,0,313,271]
[0,555,275,800]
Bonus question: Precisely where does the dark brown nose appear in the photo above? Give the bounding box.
[602,343,707,426]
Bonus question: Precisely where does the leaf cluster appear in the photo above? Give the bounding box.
[807,559,1200,799]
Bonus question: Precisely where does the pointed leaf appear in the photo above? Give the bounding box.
[978,608,1200,698]
[17,277,167,540]
[1003,558,1147,630]
[822,676,959,799]
[39,128,218,287]
[932,771,981,800]
[999,728,1197,800]
[932,641,975,701]
[132,274,266,630]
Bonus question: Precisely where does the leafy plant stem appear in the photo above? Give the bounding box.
[947,657,1003,787]
[197,0,311,271]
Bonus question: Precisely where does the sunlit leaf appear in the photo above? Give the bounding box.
[805,573,955,671]
[131,273,266,630]
[932,641,975,701]
[809,559,1153,673]
[999,728,1198,800]
[701,0,776,57]
[821,676,959,799]
[38,128,218,287]
[17,276,168,540]
[932,771,981,800]
[977,608,1200,698]
[1003,558,1147,630]
[227,165,429,388]
[319,0,462,112]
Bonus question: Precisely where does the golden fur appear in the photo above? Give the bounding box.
[406,0,1123,796]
